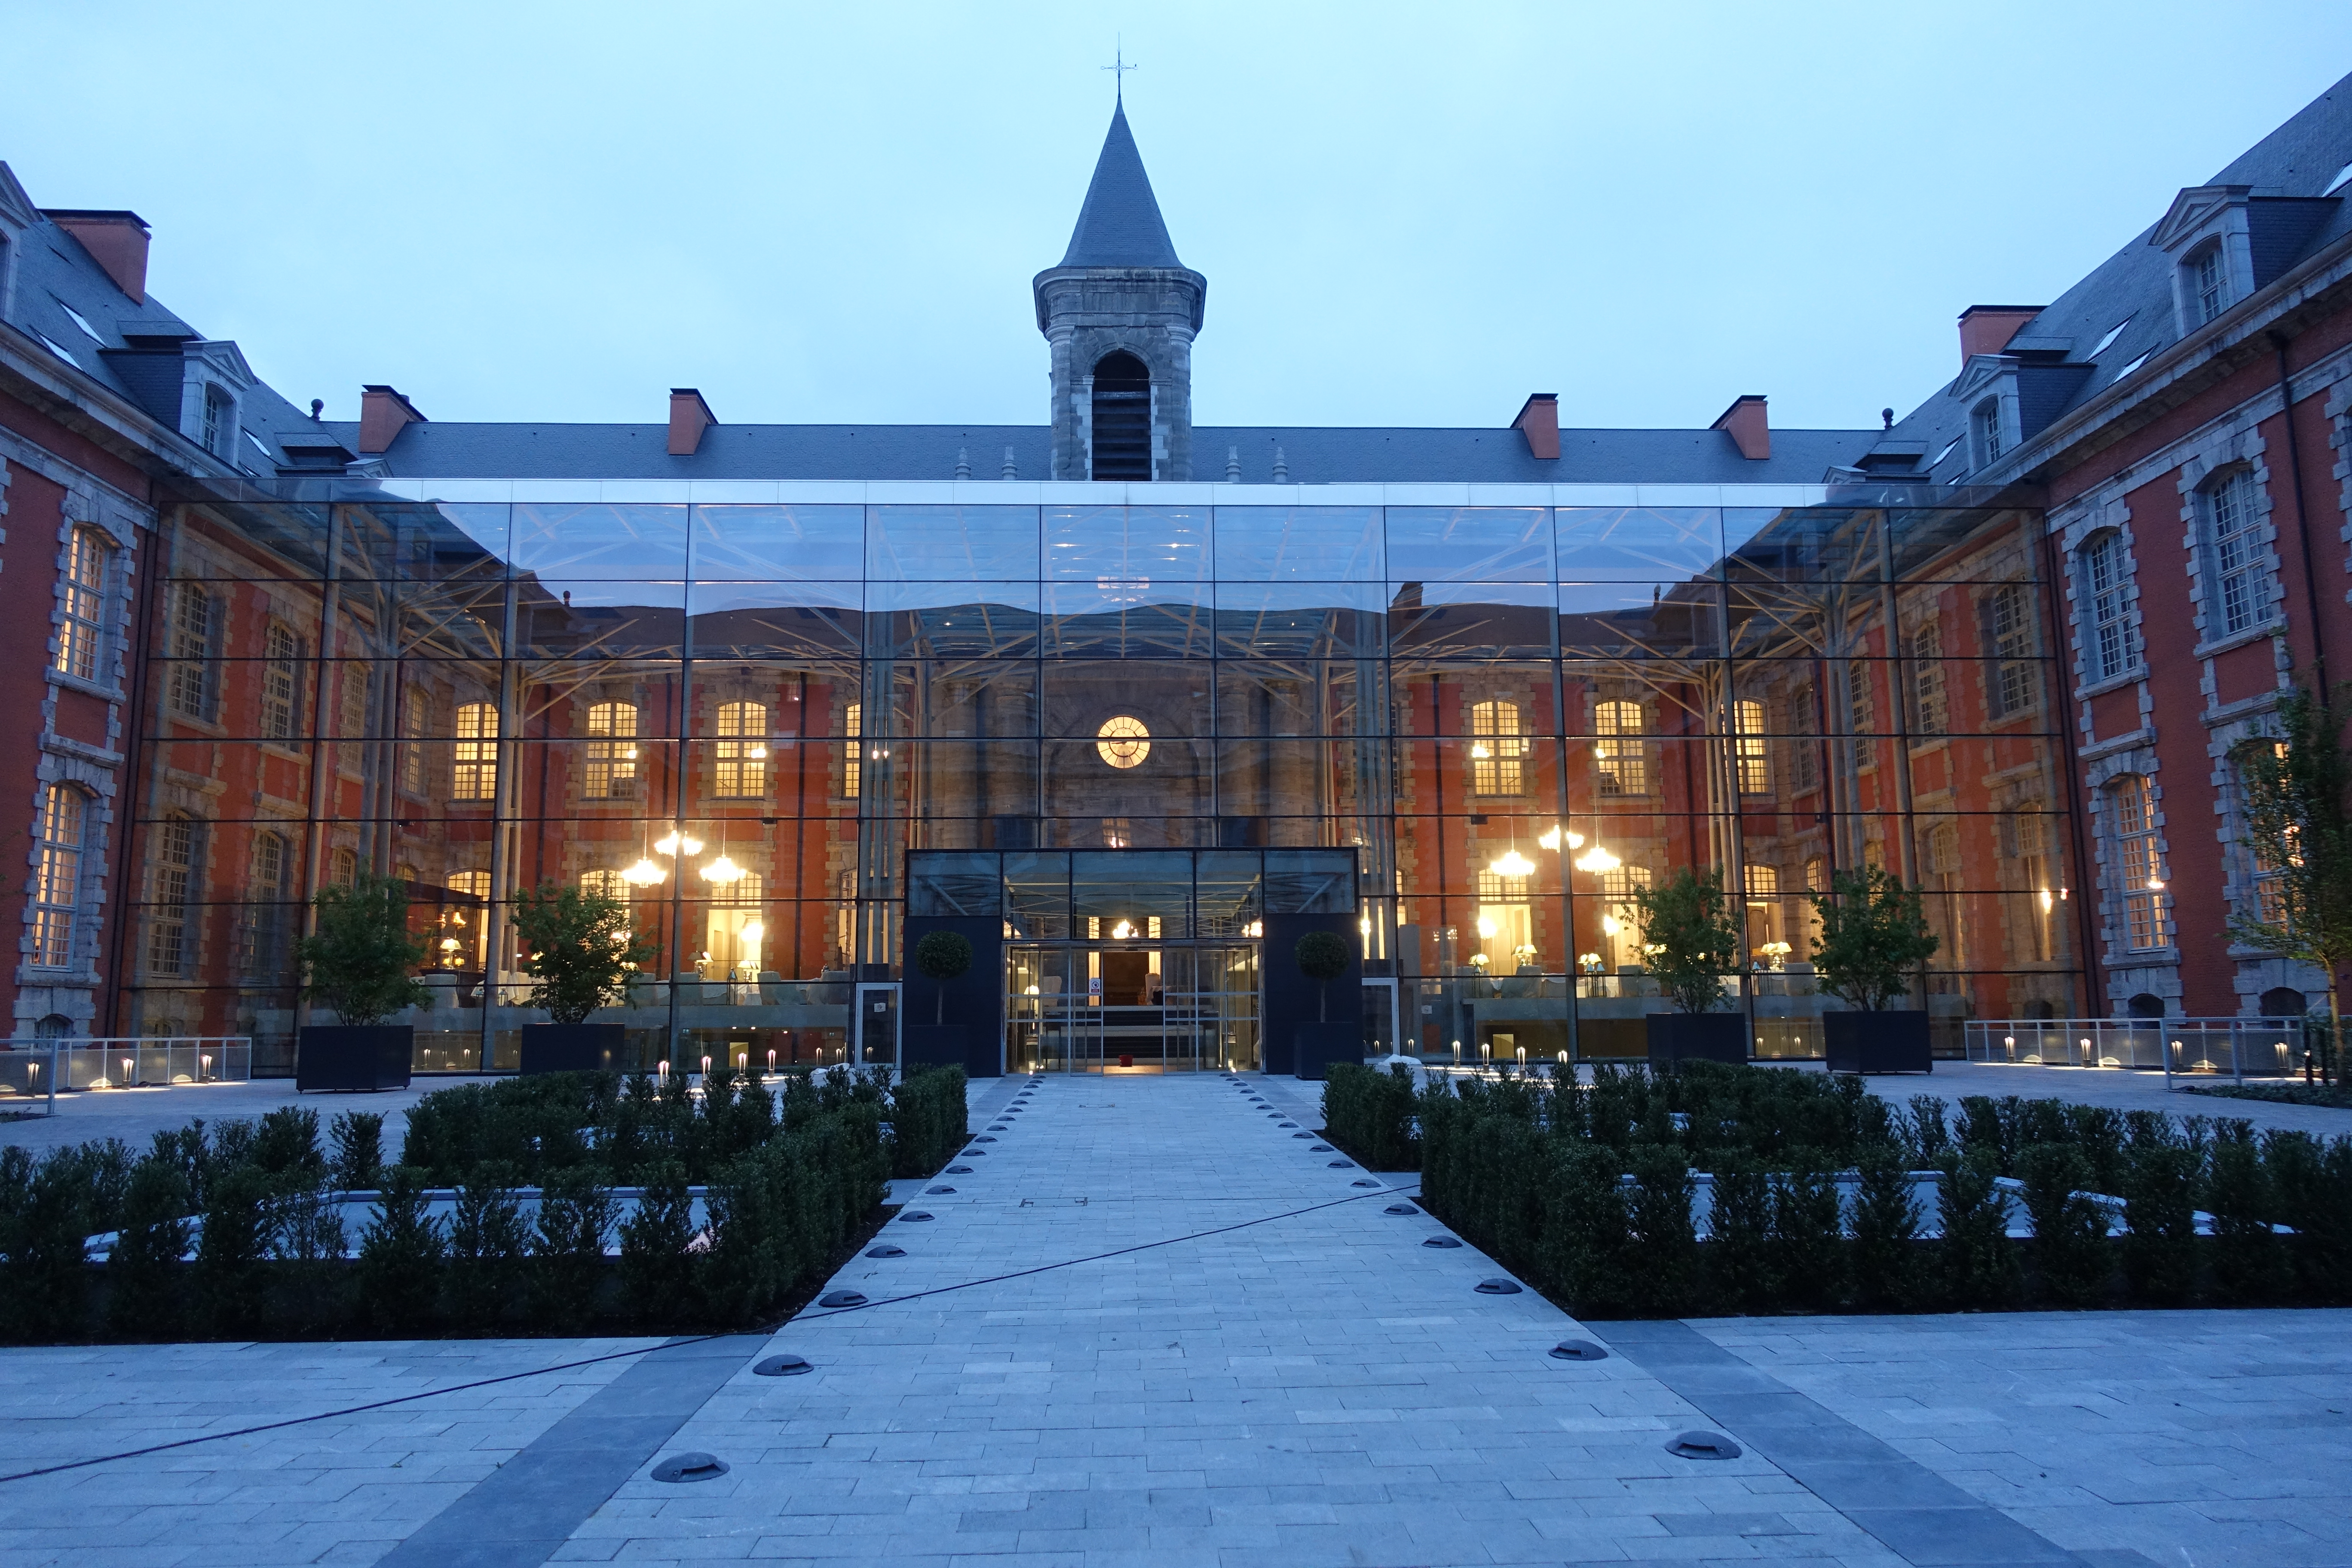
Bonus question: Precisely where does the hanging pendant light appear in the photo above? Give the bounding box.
[655,831,704,857]
[1488,849,1535,878]
[702,854,745,884]
[621,857,664,886]
[1575,841,1620,874]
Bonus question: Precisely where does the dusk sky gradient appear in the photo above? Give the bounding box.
[4,1,2349,437]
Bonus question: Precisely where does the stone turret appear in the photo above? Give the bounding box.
[1033,100,1205,481]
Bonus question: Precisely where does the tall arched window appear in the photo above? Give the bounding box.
[30,784,86,969]
[453,702,498,801]
[399,693,430,796]
[260,623,300,741]
[147,814,197,977]
[1744,863,1782,956]
[1847,658,1874,734]
[2081,531,2136,681]
[580,867,627,902]
[1594,699,1647,795]
[166,582,213,718]
[239,831,287,977]
[54,526,110,682]
[1984,584,2037,717]
[447,869,490,970]
[1971,398,2004,467]
[1731,699,1769,794]
[1910,624,1947,735]
[2188,242,2229,325]
[1469,700,1526,797]
[1089,350,1152,480]
[582,701,638,799]
[331,847,358,887]
[841,701,863,798]
[714,700,769,798]
[2204,469,2269,637]
[1600,864,1651,971]
[708,869,767,978]
[2110,775,2166,951]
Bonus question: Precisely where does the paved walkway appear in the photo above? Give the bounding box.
[0,1071,2347,1566]
[0,1075,501,1158]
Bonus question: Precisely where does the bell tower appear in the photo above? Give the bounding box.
[1034,98,1205,481]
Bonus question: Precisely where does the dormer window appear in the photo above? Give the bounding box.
[200,385,232,456]
[2189,242,2229,325]
[1970,398,2004,467]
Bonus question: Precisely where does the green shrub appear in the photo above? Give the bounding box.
[618,1163,694,1323]
[252,1107,325,1189]
[106,1156,190,1339]
[194,1164,273,1336]
[1706,1162,1776,1312]
[1773,1159,1848,1311]
[2265,1131,2352,1302]
[269,1185,352,1335]
[1624,1145,1698,1317]
[531,1166,615,1329]
[1936,1150,2018,1309]
[447,1165,528,1329]
[2016,1143,2110,1307]
[2206,1127,2290,1304]
[1849,1149,1921,1311]
[329,1111,385,1191]
[1,1148,95,1340]
[1537,1143,1629,1317]
[357,1166,445,1333]
[889,1065,968,1178]
[1321,1062,1421,1170]
[2120,1144,2199,1305]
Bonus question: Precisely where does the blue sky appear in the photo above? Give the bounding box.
[5,1,2349,435]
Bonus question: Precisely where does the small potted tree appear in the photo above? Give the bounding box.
[511,882,659,1074]
[295,872,431,1092]
[905,928,977,1075]
[1631,867,1745,1067]
[1291,929,1359,1081]
[1809,866,1940,1073]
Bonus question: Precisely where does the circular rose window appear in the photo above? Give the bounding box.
[1096,715,1151,769]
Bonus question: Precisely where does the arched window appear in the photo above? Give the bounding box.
[580,867,627,902]
[147,813,197,977]
[201,385,233,456]
[453,702,498,801]
[714,700,769,798]
[331,847,358,887]
[708,869,767,978]
[1594,699,1646,795]
[54,526,110,682]
[1731,699,1770,794]
[30,784,87,969]
[1600,864,1651,970]
[399,692,430,796]
[1971,398,2004,467]
[1847,658,1874,734]
[2110,775,2166,951]
[1984,584,2037,717]
[1910,623,1947,735]
[166,582,213,718]
[2081,532,2136,681]
[2260,986,2307,1020]
[841,701,863,798]
[260,623,300,741]
[239,831,287,977]
[1469,700,1527,796]
[446,869,490,970]
[2236,739,2292,927]
[1089,350,1152,480]
[2188,242,2229,325]
[2204,469,2269,637]
[1789,686,1819,790]
[582,700,638,799]
[1744,863,1782,956]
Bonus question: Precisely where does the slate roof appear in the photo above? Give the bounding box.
[1878,69,2352,484]
[1057,101,1184,270]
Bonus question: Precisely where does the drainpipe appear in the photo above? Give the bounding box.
[2269,331,2332,705]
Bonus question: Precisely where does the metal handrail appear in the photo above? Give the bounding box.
[1963,1018,2307,1079]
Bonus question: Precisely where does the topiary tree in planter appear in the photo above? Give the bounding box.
[1807,866,1940,1073]
[1629,867,1739,1015]
[294,873,432,1091]
[1295,930,1351,1023]
[913,930,974,1025]
[511,882,659,1024]
[1808,866,1939,1012]
[297,873,431,1027]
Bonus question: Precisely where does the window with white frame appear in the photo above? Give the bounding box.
[53,526,110,683]
[1985,584,2038,717]
[2189,242,2229,325]
[238,831,287,977]
[841,701,863,798]
[147,813,197,976]
[260,623,300,741]
[2110,774,2166,950]
[1600,864,1652,969]
[166,582,213,718]
[1911,622,1947,735]
[1971,398,2004,467]
[399,693,430,796]
[714,700,769,798]
[1469,699,1527,796]
[446,869,490,970]
[1790,686,1819,790]
[1847,658,1874,734]
[330,846,358,887]
[201,386,232,456]
[2238,741,2293,927]
[1593,698,1647,795]
[1731,699,1769,794]
[2205,469,2270,637]
[453,701,498,801]
[582,700,638,799]
[30,783,86,969]
[2081,531,2137,680]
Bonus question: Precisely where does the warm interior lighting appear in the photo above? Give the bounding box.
[1244,919,1263,938]
[1488,849,1535,878]
[2147,878,2165,891]
[1536,825,1584,852]
[654,832,703,857]
[622,857,664,886]
[1476,913,1499,940]
[747,744,768,759]
[741,919,765,944]
[702,855,745,884]
[1111,919,1136,940]
[1601,914,1620,936]
[1468,741,1491,759]
[1575,843,1621,874]
[2038,887,2054,913]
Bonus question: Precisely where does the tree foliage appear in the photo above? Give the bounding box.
[1294,929,1351,1023]
[1807,866,1940,1013]
[2229,684,2352,1030]
[510,882,660,1025]
[294,872,430,1028]
[913,929,974,1025]
[1629,867,1740,1014]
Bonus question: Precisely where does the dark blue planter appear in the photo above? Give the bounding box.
[520,1023,626,1075]
[296,1026,413,1092]
[1292,1021,1362,1081]
[1645,1013,1747,1068]
[1823,1010,1932,1074]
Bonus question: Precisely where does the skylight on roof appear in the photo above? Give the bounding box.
[2113,350,2151,381]
[2091,317,2131,358]
[245,429,275,462]
[2327,160,2352,196]
[1932,435,1963,467]
[33,330,80,368]
[52,297,102,343]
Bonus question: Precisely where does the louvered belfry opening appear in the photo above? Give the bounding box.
[1090,351,1152,479]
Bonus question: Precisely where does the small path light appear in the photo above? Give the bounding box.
[1309,1144,1332,1152]
[899,1211,934,1222]
[1474,1278,1522,1294]
[651,1453,730,1482]
[946,1164,973,1173]
[1383,1204,1417,1215]
[1550,1341,1608,1362]
[754,1355,813,1376]
[1351,1179,1379,1188]
[818,1291,867,1308]
[865,1245,906,1258]
[1665,1431,1740,1461]
[1327,1161,1352,1168]
[1423,1237,1462,1249]
[925,1185,957,1194]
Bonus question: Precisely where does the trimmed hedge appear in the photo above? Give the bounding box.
[1414,1061,2352,1316]
[889,1065,969,1178]
[1322,1063,1421,1170]
[0,1071,900,1343]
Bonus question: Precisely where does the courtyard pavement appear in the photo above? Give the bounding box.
[0,1070,2346,1566]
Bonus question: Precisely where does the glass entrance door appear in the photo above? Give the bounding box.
[1006,942,1259,1073]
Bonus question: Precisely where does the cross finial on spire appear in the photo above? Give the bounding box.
[1102,39,1137,102]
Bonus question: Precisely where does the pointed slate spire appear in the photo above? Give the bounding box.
[1059,101,1183,269]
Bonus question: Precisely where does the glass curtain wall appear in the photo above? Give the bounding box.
[113,490,2079,1069]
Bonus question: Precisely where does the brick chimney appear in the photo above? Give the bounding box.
[1711,395,1770,461]
[668,388,716,456]
[1512,393,1559,460]
[44,210,149,303]
[357,385,425,454]
[1957,305,2042,364]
